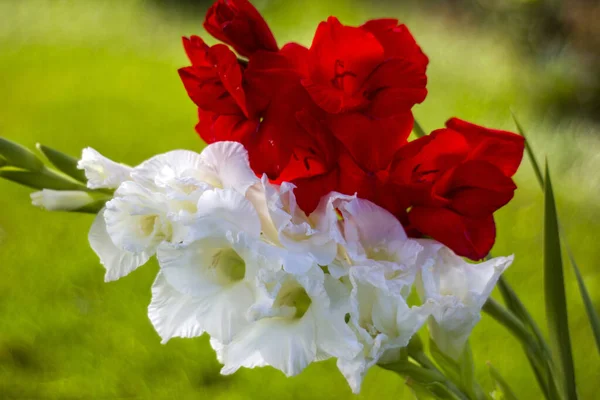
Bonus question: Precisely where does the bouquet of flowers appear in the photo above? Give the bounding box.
[1,1,597,398]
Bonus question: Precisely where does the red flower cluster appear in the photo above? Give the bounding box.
[179,0,525,260]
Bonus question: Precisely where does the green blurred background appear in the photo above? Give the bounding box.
[1,0,599,398]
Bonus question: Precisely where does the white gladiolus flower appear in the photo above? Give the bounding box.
[151,230,280,344]
[88,207,152,282]
[214,266,361,377]
[132,142,258,198]
[337,264,433,393]
[78,147,132,189]
[328,195,422,281]
[248,177,342,270]
[416,240,514,359]
[86,143,261,282]
[31,189,96,211]
[104,181,172,254]
[149,187,267,344]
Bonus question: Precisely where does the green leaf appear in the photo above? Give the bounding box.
[487,362,519,400]
[458,342,477,400]
[380,362,468,400]
[510,112,544,188]
[497,277,553,360]
[36,143,86,182]
[72,198,108,214]
[0,169,87,191]
[413,119,427,138]
[428,338,461,383]
[513,113,599,354]
[543,162,577,400]
[565,244,600,352]
[0,156,7,167]
[0,137,44,171]
[405,377,438,400]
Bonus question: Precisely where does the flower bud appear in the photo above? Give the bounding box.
[203,0,278,58]
[31,189,96,211]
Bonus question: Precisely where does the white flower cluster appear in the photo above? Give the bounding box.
[76,142,513,393]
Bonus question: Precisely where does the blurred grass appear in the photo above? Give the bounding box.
[0,0,599,398]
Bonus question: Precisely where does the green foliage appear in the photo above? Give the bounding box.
[543,164,578,400]
[36,144,87,183]
[513,114,600,355]
[0,169,86,191]
[0,137,44,172]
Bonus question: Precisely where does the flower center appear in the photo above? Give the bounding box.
[210,248,246,283]
[331,59,357,92]
[365,246,395,262]
[139,215,158,236]
[275,282,312,319]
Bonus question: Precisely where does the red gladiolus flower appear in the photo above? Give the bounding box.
[204,0,278,58]
[302,17,428,117]
[178,36,251,118]
[238,16,429,202]
[390,118,525,260]
[178,1,526,260]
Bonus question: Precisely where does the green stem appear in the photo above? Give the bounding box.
[410,348,490,400]
[483,299,561,399]
[382,361,470,400]
[483,299,541,353]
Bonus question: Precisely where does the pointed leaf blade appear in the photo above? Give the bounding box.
[513,113,599,354]
[511,112,544,189]
[543,162,577,400]
[566,245,600,352]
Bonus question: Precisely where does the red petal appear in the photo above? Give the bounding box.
[361,19,428,65]
[178,43,249,116]
[328,112,413,171]
[304,17,385,113]
[179,67,242,115]
[389,129,470,184]
[445,118,525,177]
[290,168,340,214]
[195,110,258,144]
[365,58,428,117]
[182,36,210,66]
[203,0,278,58]
[409,207,496,260]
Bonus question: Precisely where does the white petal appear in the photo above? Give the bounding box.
[220,314,317,377]
[262,179,339,266]
[312,191,356,243]
[131,150,208,193]
[188,188,261,241]
[199,141,259,194]
[88,208,150,282]
[337,264,432,393]
[338,197,409,263]
[416,242,513,358]
[78,147,132,189]
[104,181,170,253]
[245,179,279,244]
[157,231,279,344]
[315,275,361,359]
[31,190,95,211]
[197,281,256,344]
[147,272,205,343]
